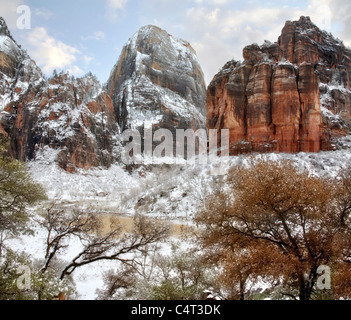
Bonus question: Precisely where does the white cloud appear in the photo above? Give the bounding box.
[82,31,105,41]
[26,27,83,76]
[107,0,129,10]
[180,0,351,84]
[184,4,299,84]
[34,8,53,21]
[106,0,129,20]
[67,65,84,76]
[194,0,228,5]
[212,0,228,5]
[146,0,349,84]
[318,0,351,47]
[82,55,93,65]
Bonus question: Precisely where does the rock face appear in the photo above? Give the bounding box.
[207,16,351,154]
[0,20,206,171]
[0,18,22,78]
[0,18,120,172]
[106,25,206,136]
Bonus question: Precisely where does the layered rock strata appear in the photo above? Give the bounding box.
[207,16,351,154]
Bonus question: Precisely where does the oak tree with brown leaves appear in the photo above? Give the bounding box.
[195,159,351,300]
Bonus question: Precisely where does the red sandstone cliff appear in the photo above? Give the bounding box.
[207,16,351,154]
[0,18,119,172]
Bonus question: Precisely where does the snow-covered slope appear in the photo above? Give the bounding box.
[28,137,351,225]
[107,25,207,134]
[3,136,343,300]
[1,20,209,172]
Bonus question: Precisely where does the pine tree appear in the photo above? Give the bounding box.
[0,135,46,255]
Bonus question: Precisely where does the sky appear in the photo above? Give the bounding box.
[1,0,351,85]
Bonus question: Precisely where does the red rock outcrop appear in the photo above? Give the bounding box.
[207,16,351,154]
[2,71,119,172]
[1,19,207,171]
[0,17,120,172]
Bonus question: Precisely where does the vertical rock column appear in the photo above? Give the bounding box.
[225,65,252,146]
[298,63,321,152]
[271,63,301,153]
[246,63,274,150]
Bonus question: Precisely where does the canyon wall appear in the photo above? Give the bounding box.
[207,16,351,154]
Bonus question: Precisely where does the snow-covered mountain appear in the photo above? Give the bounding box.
[106,25,206,134]
[1,15,351,217]
[0,21,207,172]
[0,18,121,172]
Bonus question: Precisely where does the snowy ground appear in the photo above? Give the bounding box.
[28,139,351,221]
[7,139,351,299]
